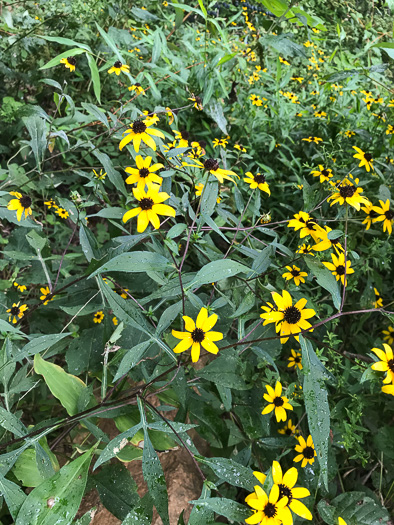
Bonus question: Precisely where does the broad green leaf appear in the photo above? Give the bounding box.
[217,53,237,66]
[198,0,207,18]
[197,457,255,490]
[96,23,124,63]
[113,341,153,381]
[305,258,341,310]
[0,319,26,335]
[155,301,183,336]
[86,53,101,104]
[22,116,47,169]
[15,448,95,525]
[131,7,159,21]
[89,251,172,278]
[300,336,330,490]
[37,34,91,51]
[373,42,394,60]
[26,230,46,252]
[12,443,59,488]
[74,509,97,524]
[317,491,390,525]
[39,48,86,70]
[93,423,142,470]
[34,354,87,416]
[187,259,249,289]
[205,100,228,134]
[198,352,248,390]
[92,149,127,196]
[0,405,26,436]
[188,486,215,524]
[200,181,218,218]
[81,102,108,128]
[0,474,26,520]
[188,497,250,522]
[16,333,71,362]
[122,510,151,525]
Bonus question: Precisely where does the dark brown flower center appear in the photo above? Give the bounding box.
[180,130,190,140]
[339,185,356,199]
[285,428,293,436]
[199,140,207,148]
[139,168,150,178]
[306,220,317,231]
[284,306,301,324]
[294,356,301,363]
[135,82,141,87]
[331,237,341,245]
[191,328,205,343]
[20,195,32,209]
[291,269,300,277]
[388,359,394,373]
[114,60,122,68]
[303,446,315,459]
[204,158,219,171]
[321,169,330,177]
[264,503,277,518]
[369,210,378,219]
[254,173,266,184]
[336,265,345,275]
[10,306,20,315]
[385,210,394,220]
[139,198,154,210]
[132,120,147,134]
[68,56,76,66]
[364,153,372,162]
[278,484,292,504]
[273,397,284,407]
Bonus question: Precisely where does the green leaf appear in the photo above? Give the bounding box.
[304,258,341,310]
[217,53,237,66]
[249,246,273,277]
[199,352,248,390]
[205,100,227,134]
[187,259,249,289]
[96,23,124,63]
[86,54,101,104]
[22,115,47,169]
[122,510,151,525]
[0,474,26,520]
[113,341,153,381]
[317,491,390,525]
[156,301,183,336]
[92,149,127,196]
[197,457,256,490]
[15,448,95,525]
[0,406,26,436]
[373,43,394,60]
[12,443,59,488]
[34,353,87,416]
[189,497,250,521]
[16,333,71,362]
[26,230,47,252]
[200,181,218,218]
[39,47,86,70]
[89,251,172,278]
[198,0,207,18]
[81,102,107,128]
[37,34,91,51]
[93,423,142,470]
[0,319,27,335]
[300,336,330,490]
[74,509,97,525]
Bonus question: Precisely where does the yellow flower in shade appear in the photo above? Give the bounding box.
[288,349,303,370]
[282,266,307,286]
[382,326,394,346]
[7,302,28,324]
[294,435,317,467]
[327,177,369,211]
[312,226,344,255]
[122,185,175,233]
[296,244,314,256]
[287,211,325,243]
[371,344,394,384]
[55,208,69,219]
[260,291,315,344]
[195,183,220,203]
[234,144,246,152]
[372,199,394,235]
[352,146,374,172]
[302,137,322,144]
[173,130,190,147]
[112,316,118,326]
[262,381,293,422]
[165,107,174,125]
[187,158,239,184]
[311,165,333,183]
[125,155,163,190]
[322,252,354,286]
[212,138,228,148]
[13,282,27,293]
[272,461,312,522]
[279,56,290,65]
[93,311,104,324]
[44,200,57,209]
[188,95,203,110]
[278,419,299,436]
[7,192,32,221]
[93,169,106,180]
[142,111,160,125]
[338,518,347,525]
[108,61,130,75]
[361,202,378,230]
[373,288,383,309]
[244,172,270,195]
[128,83,145,95]
[314,110,326,119]
[171,307,223,363]
[40,286,54,305]
[245,484,289,525]
[382,384,394,396]
[119,119,165,152]
[60,56,76,72]
[344,130,355,138]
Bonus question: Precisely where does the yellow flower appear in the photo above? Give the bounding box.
[60,56,76,72]
[312,226,344,255]
[122,186,175,233]
[173,130,190,148]
[322,253,354,286]
[7,192,32,221]
[234,144,246,152]
[44,200,57,209]
[371,344,394,384]
[244,172,270,195]
[314,110,326,119]
[272,461,312,522]
[188,95,203,110]
[125,155,163,190]
[93,169,106,180]
[372,199,394,235]
[171,307,223,363]
[382,326,394,346]
[353,146,374,172]
[212,138,228,148]
[279,56,290,65]
[40,286,54,305]
[302,137,322,144]
[165,107,174,125]
[7,302,28,324]
[128,83,145,95]
[287,211,325,243]
[373,288,383,309]
[245,484,289,525]
[195,183,220,203]
[338,518,347,525]
[187,158,239,184]
[119,119,164,152]
[108,61,130,75]
[13,282,27,293]
[296,244,314,256]
[260,290,316,344]
[93,311,104,324]
[55,208,69,219]
[382,384,394,396]
[278,419,299,436]
[311,165,333,183]
[288,349,303,370]
[327,177,369,211]
[113,316,119,326]
[294,435,316,467]
[282,266,307,287]
[262,381,293,422]
[361,202,378,231]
